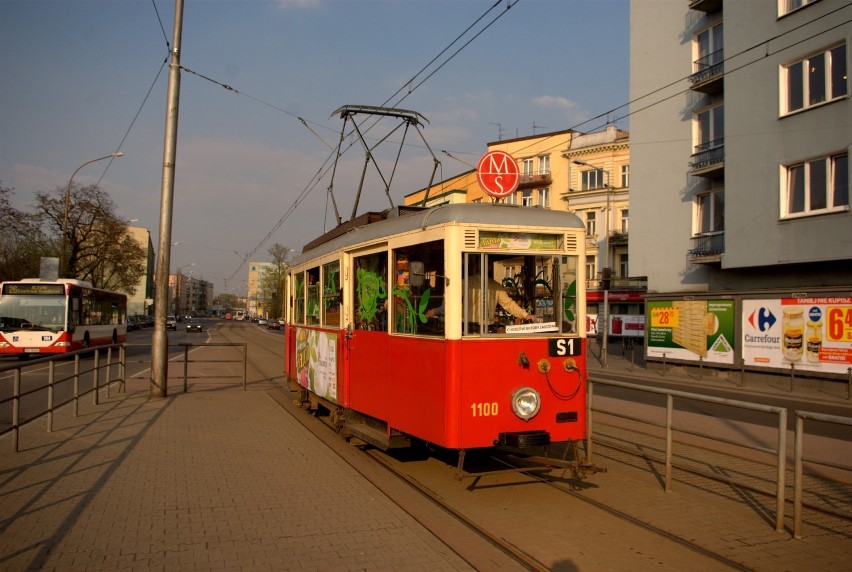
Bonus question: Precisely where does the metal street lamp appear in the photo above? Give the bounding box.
[573,159,612,367]
[61,152,124,277]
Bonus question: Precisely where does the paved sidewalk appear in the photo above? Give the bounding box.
[0,382,483,571]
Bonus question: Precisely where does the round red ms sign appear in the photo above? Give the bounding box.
[476,150,520,198]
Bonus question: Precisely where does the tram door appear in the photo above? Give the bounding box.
[347,250,390,420]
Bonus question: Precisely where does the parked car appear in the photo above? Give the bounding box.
[257,318,268,326]
[267,318,281,330]
[127,316,142,331]
[166,315,177,330]
[186,319,202,333]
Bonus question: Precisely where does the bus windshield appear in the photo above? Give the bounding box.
[0,294,66,332]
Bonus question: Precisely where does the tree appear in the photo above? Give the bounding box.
[35,184,145,294]
[259,243,294,319]
[0,183,52,282]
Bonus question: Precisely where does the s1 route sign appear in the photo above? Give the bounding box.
[477,150,520,198]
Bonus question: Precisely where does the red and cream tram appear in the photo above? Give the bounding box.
[284,202,587,453]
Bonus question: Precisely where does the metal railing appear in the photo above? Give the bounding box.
[587,378,789,532]
[793,410,852,538]
[2,342,248,452]
[1,345,126,452]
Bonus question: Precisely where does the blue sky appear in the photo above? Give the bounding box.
[1,0,629,294]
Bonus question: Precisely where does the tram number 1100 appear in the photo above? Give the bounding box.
[471,402,499,417]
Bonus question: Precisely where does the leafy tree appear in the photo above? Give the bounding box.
[212,293,240,309]
[0,183,52,282]
[34,184,145,294]
[259,243,294,319]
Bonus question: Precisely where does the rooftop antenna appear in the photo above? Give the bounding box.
[489,122,507,141]
[532,122,548,135]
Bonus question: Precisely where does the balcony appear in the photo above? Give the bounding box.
[609,231,629,245]
[689,50,724,94]
[689,0,722,13]
[517,171,552,189]
[689,139,724,178]
[688,232,724,263]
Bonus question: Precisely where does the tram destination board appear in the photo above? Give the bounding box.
[549,338,582,357]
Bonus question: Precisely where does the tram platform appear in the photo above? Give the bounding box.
[1,341,850,571]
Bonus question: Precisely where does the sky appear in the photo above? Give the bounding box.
[1,0,629,296]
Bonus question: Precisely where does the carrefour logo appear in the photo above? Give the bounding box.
[748,307,776,331]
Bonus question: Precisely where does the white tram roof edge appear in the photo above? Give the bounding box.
[290,203,584,266]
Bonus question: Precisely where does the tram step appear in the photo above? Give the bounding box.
[346,423,411,450]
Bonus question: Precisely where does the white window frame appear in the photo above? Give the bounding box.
[782,153,849,218]
[537,188,550,209]
[694,22,723,73]
[695,188,725,234]
[695,103,724,151]
[581,169,605,190]
[521,190,533,207]
[619,209,629,234]
[522,158,534,176]
[781,44,847,116]
[538,155,550,175]
[778,0,818,17]
[620,165,629,189]
[585,211,597,236]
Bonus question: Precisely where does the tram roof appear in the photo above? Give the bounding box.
[293,203,584,265]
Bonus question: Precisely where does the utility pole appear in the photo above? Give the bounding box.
[151,0,184,398]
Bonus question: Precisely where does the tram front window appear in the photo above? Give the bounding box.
[462,253,578,335]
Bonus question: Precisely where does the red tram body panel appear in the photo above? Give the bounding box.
[284,203,588,452]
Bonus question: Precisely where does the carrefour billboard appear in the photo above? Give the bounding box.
[742,297,852,374]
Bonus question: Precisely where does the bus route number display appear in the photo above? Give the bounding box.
[549,338,582,357]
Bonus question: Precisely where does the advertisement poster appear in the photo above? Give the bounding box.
[647,300,735,364]
[742,297,852,374]
[295,328,338,403]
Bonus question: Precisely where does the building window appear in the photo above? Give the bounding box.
[539,155,550,174]
[505,192,517,205]
[620,209,629,233]
[695,104,724,151]
[586,255,596,283]
[620,165,629,189]
[522,158,534,175]
[618,252,629,278]
[695,22,723,74]
[581,169,606,190]
[521,190,533,207]
[586,211,596,236]
[783,44,847,115]
[779,0,818,17]
[696,189,725,233]
[537,188,550,208]
[783,153,849,217]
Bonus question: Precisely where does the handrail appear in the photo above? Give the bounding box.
[587,377,788,533]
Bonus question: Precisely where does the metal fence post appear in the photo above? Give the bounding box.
[74,353,80,417]
[12,368,21,453]
[106,346,113,398]
[585,380,593,464]
[120,345,126,393]
[665,393,673,493]
[775,408,788,533]
[93,349,100,405]
[243,343,247,391]
[793,413,804,539]
[183,344,189,393]
[48,360,55,432]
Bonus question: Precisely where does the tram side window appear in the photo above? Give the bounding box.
[392,240,444,337]
[293,272,306,325]
[306,267,320,325]
[353,252,388,331]
[322,261,341,327]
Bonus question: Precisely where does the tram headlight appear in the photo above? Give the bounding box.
[511,387,541,421]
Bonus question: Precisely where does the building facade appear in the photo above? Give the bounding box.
[630,0,851,376]
[126,226,155,317]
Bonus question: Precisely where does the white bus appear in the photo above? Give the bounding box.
[0,278,127,357]
[234,310,246,321]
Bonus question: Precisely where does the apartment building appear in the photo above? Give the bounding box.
[630,0,851,377]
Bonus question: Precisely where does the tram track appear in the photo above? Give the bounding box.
[214,323,748,570]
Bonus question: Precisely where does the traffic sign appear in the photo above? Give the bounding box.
[476,150,520,198]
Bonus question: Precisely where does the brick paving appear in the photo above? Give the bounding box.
[1,338,850,571]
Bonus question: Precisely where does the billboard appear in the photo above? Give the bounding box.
[742,297,852,374]
[647,300,736,364]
